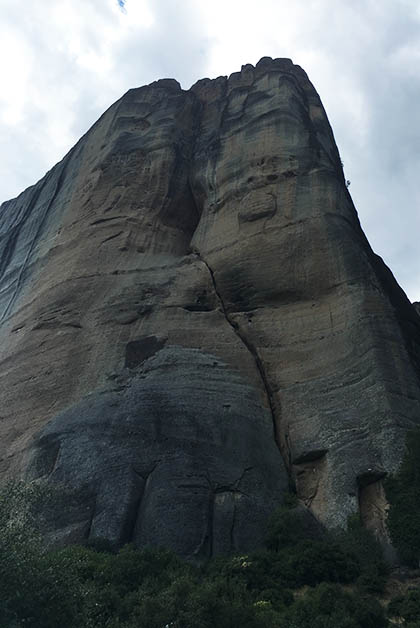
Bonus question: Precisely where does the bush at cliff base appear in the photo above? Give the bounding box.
[0,482,82,628]
[385,429,420,567]
[0,482,391,628]
[388,589,420,625]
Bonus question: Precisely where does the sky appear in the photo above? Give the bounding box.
[1,0,420,300]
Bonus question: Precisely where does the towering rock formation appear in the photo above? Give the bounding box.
[1,57,420,557]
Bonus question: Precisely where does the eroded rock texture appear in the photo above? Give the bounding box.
[26,347,285,556]
[1,57,420,554]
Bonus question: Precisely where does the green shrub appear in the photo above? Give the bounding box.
[283,539,360,586]
[388,589,420,623]
[265,502,304,552]
[0,483,391,627]
[276,583,387,628]
[204,551,294,608]
[385,429,420,566]
[335,514,389,593]
[0,483,82,627]
[263,504,382,589]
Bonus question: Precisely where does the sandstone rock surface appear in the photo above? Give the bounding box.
[1,57,420,554]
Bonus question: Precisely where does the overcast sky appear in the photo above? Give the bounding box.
[1,0,420,300]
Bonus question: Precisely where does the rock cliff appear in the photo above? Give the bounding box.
[1,57,420,557]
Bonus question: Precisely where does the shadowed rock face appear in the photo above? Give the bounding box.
[25,346,286,556]
[1,57,420,553]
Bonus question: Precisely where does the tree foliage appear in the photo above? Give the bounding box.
[0,482,82,627]
[388,589,420,624]
[385,430,420,567]
[0,482,393,627]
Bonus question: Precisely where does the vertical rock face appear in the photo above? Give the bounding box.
[1,57,420,555]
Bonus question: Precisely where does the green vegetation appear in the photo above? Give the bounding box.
[0,481,411,627]
[385,430,420,567]
[0,482,81,628]
[388,589,420,625]
[335,513,389,594]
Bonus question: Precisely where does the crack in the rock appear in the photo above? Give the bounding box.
[85,493,98,542]
[302,480,319,509]
[100,230,124,245]
[193,467,250,557]
[192,480,214,559]
[132,461,159,482]
[192,248,291,469]
[230,495,236,552]
[125,463,159,544]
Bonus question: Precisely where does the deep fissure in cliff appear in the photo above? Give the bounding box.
[191,247,290,471]
[185,93,292,475]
